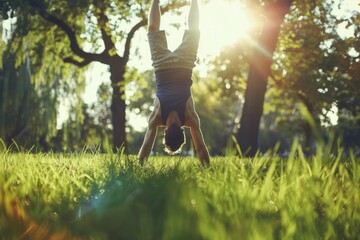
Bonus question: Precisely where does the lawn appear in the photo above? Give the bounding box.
[1,142,360,239]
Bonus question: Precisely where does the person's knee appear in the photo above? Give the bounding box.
[148,24,159,32]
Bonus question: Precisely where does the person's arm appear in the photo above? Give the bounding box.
[188,0,199,30]
[138,108,160,165]
[190,114,210,166]
[148,0,160,32]
[186,99,210,166]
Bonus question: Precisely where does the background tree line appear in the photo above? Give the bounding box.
[0,0,359,155]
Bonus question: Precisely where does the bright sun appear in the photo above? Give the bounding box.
[198,0,253,57]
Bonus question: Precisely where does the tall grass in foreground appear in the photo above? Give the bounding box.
[1,143,360,239]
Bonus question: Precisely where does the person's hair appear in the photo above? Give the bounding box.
[163,123,186,155]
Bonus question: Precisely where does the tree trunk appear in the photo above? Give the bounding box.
[235,0,293,157]
[109,60,127,151]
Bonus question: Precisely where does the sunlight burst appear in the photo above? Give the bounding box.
[198,0,253,57]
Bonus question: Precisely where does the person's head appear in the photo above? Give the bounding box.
[163,123,186,155]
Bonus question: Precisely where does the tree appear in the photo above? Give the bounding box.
[0,14,89,150]
[235,0,294,156]
[266,0,360,151]
[0,0,186,150]
[335,10,360,149]
[0,35,66,150]
[0,47,33,148]
[267,0,336,152]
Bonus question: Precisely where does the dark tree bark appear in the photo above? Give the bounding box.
[109,58,127,151]
[236,0,294,157]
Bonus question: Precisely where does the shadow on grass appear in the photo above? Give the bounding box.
[70,160,209,240]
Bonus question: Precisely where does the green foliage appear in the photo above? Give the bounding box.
[1,142,360,239]
[0,38,86,150]
[207,41,250,102]
[0,46,53,149]
[0,36,5,67]
[265,0,360,146]
[336,114,360,150]
[191,72,235,155]
[126,68,156,118]
[53,87,112,152]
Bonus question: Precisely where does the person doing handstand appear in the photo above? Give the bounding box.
[138,0,210,166]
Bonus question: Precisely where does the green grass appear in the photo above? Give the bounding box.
[1,144,360,239]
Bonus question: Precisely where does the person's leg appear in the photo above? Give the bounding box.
[172,0,200,68]
[188,0,199,30]
[149,0,161,32]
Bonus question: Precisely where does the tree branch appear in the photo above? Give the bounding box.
[123,18,147,62]
[63,57,92,67]
[93,2,116,52]
[265,0,294,20]
[25,0,106,66]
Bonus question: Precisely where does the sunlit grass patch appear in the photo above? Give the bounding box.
[1,147,360,239]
